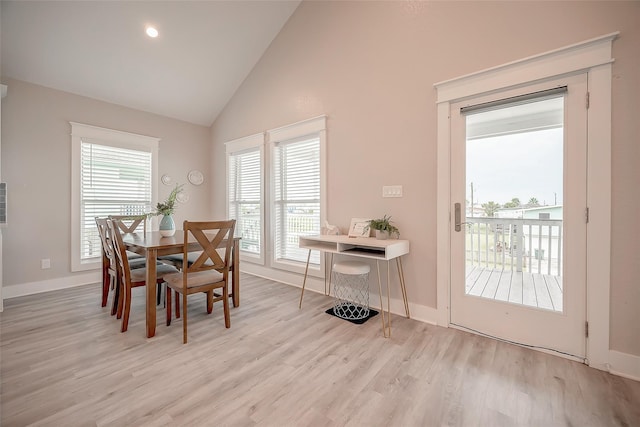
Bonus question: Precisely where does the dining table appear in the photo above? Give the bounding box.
[122,230,241,338]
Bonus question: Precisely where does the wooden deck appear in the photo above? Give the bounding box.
[466,265,563,312]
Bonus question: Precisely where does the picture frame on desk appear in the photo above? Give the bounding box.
[348,218,371,238]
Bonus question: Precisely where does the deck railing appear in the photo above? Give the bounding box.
[465,217,563,276]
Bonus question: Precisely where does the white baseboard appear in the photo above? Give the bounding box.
[2,272,101,299]
[608,350,640,382]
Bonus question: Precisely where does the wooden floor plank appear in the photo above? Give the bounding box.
[521,271,538,307]
[468,268,492,296]
[546,275,564,312]
[481,269,501,299]
[494,270,512,302]
[532,273,554,310]
[509,271,524,304]
[465,265,482,293]
[1,273,639,427]
[465,267,565,313]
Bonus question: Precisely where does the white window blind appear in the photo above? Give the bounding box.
[228,148,262,256]
[80,141,152,260]
[273,136,321,265]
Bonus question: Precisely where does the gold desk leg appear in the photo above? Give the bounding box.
[387,260,392,338]
[396,257,410,318]
[376,260,390,338]
[324,253,334,296]
[299,249,312,309]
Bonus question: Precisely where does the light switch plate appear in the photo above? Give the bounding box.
[382,185,403,198]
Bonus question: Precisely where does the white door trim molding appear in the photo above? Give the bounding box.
[434,32,618,371]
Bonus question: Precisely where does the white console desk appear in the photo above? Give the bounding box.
[298,234,410,337]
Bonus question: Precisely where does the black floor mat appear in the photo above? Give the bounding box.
[325,306,379,325]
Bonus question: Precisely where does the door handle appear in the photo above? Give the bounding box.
[455,203,462,232]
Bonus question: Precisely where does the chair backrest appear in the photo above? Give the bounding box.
[107,219,133,286]
[182,220,236,279]
[109,215,147,235]
[95,217,117,269]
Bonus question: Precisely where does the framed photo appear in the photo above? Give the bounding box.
[348,218,371,238]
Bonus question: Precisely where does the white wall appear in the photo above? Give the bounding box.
[210,1,640,357]
[0,78,212,294]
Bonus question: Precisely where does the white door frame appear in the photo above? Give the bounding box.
[435,32,618,371]
[0,83,6,312]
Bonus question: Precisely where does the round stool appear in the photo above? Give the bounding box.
[332,260,371,320]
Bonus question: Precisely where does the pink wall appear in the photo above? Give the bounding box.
[1,78,212,287]
[210,2,640,356]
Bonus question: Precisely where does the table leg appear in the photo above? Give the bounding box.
[299,249,312,309]
[396,257,410,318]
[376,260,389,338]
[324,253,334,296]
[232,238,240,307]
[146,248,158,338]
[387,260,392,337]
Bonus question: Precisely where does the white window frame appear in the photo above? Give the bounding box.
[267,116,327,275]
[225,133,266,265]
[70,122,159,272]
[434,33,617,370]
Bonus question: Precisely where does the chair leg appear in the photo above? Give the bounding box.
[166,288,172,326]
[116,280,124,319]
[121,283,132,333]
[101,268,110,307]
[182,292,188,344]
[223,284,230,329]
[110,275,119,316]
[157,282,163,306]
[175,294,180,319]
[206,290,213,314]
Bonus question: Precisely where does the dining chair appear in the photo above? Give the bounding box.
[163,220,236,344]
[95,217,119,311]
[158,245,236,303]
[109,214,147,234]
[108,219,180,332]
[96,216,149,313]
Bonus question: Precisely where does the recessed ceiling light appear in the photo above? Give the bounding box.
[146,26,159,38]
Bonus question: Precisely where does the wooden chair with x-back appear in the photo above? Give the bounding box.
[95,217,118,313]
[107,219,180,333]
[163,220,236,344]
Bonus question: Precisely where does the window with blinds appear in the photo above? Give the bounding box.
[272,136,321,265]
[71,122,158,272]
[225,117,325,275]
[228,148,262,257]
[80,141,152,260]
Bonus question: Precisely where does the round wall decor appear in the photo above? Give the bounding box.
[188,170,204,186]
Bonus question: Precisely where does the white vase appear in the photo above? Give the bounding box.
[159,214,175,237]
[375,230,389,240]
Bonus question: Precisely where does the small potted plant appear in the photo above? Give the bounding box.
[366,214,399,240]
[153,183,184,236]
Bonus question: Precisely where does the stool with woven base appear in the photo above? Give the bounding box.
[331,260,371,321]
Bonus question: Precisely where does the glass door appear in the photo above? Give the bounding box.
[450,74,588,359]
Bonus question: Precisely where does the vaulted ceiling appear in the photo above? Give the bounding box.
[1,1,300,126]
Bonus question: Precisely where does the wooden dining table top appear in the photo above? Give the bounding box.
[122,231,239,255]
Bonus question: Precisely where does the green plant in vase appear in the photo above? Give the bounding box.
[154,184,184,236]
[366,214,399,240]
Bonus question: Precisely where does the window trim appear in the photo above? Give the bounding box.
[70,122,159,272]
[267,116,327,276]
[225,132,266,265]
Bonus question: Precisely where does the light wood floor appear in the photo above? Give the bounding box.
[466,266,563,312]
[1,273,638,426]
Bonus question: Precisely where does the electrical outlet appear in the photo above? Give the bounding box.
[41,259,51,269]
[382,185,403,198]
